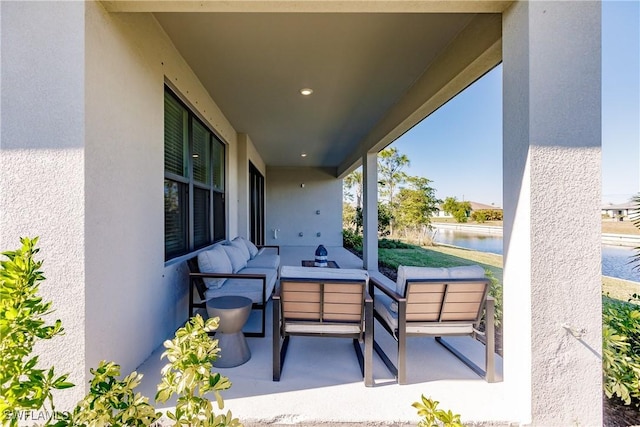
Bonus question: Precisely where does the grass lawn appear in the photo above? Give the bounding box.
[379,243,639,303]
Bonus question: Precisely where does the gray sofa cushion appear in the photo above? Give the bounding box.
[229,237,251,261]
[246,253,280,269]
[222,245,248,273]
[197,245,232,289]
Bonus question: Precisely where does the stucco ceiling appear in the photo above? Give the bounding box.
[152,11,498,172]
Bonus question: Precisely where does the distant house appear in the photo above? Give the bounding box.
[433,201,502,218]
[602,202,637,221]
[469,201,502,212]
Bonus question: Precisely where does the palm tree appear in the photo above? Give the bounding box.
[378,147,409,207]
[344,169,363,210]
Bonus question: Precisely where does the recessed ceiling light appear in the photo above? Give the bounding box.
[301,153,307,157]
[300,88,313,96]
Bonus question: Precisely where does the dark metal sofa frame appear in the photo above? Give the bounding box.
[187,245,279,338]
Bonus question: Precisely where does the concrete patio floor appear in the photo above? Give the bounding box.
[136,246,511,426]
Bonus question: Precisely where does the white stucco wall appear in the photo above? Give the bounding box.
[0,0,88,405]
[502,2,602,425]
[265,167,342,247]
[83,1,246,383]
[0,0,251,410]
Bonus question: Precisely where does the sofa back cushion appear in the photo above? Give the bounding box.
[229,237,251,261]
[222,244,248,273]
[243,238,259,258]
[197,245,232,289]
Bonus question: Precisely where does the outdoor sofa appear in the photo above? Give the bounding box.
[187,237,280,337]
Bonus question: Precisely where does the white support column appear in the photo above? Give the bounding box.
[502,2,602,425]
[362,151,378,271]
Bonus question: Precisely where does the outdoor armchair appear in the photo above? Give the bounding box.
[370,265,495,385]
[273,266,373,387]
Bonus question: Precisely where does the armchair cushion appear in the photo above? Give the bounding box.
[395,265,485,297]
[396,266,448,298]
[280,266,368,282]
[197,245,232,289]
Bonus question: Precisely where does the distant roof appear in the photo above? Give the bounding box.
[436,201,502,210]
[469,201,502,211]
[602,202,636,210]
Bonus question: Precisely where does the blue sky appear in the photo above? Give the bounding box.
[391,1,640,207]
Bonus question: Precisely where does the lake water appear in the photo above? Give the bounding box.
[433,229,640,282]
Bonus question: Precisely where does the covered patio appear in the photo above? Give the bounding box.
[1,1,602,425]
[136,246,506,425]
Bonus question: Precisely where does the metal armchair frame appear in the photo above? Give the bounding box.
[273,274,373,387]
[369,275,495,385]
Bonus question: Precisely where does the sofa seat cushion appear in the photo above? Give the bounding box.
[204,267,277,304]
[246,253,280,269]
[197,245,232,289]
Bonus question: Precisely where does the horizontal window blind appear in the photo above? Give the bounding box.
[164,92,188,177]
[212,139,225,192]
[164,87,226,261]
[164,179,188,258]
[192,120,211,185]
[193,187,211,249]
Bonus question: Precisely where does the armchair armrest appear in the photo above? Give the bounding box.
[369,276,405,302]
[257,244,280,255]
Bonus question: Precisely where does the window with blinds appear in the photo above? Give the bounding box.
[164,87,226,260]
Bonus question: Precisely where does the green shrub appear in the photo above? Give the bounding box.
[342,229,363,249]
[470,210,488,223]
[471,209,503,222]
[68,361,160,426]
[602,297,640,406]
[486,270,502,328]
[452,209,468,223]
[1,238,242,427]
[156,315,241,427]
[413,395,464,427]
[0,237,73,426]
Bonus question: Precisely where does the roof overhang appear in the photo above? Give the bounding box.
[102,1,509,176]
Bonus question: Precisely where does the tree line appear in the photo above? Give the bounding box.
[343,147,502,243]
[343,147,440,243]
